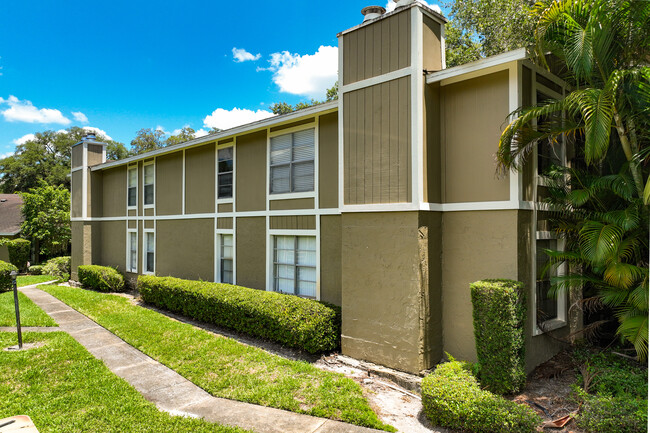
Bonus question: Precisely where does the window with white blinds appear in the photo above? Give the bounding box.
[273,235,316,298]
[144,231,155,274]
[127,167,137,208]
[219,234,233,284]
[270,129,314,194]
[127,231,137,272]
[144,163,155,206]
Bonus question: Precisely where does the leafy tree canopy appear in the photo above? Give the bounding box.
[20,181,71,260]
[269,82,339,115]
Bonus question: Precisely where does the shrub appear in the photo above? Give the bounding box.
[5,239,30,272]
[28,264,44,275]
[470,279,526,394]
[0,260,18,292]
[138,275,341,353]
[421,358,540,433]
[42,256,71,281]
[576,391,647,433]
[78,265,125,292]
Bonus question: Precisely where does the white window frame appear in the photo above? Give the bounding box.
[216,146,234,202]
[142,229,155,275]
[127,165,138,210]
[267,231,319,299]
[268,125,317,199]
[126,228,138,273]
[216,231,235,284]
[143,160,155,209]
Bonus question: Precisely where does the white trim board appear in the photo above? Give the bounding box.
[426,48,528,85]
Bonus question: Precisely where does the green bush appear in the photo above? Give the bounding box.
[470,279,526,394]
[0,260,18,292]
[5,238,31,272]
[28,264,44,275]
[78,265,125,292]
[138,275,341,353]
[421,358,540,433]
[576,391,647,433]
[42,256,71,281]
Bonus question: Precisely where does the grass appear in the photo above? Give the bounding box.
[17,275,57,287]
[0,332,248,433]
[41,285,394,431]
[0,291,57,327]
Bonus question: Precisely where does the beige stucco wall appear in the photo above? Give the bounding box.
[441,70,511,203]
[441,210,519,362]
[156,152,183,215]
[235,216,266,290]
[320,215,342,306]
[319,112,339,209]
[102,166,126,217]
[236,131,267,212]
[156,219,214,281]
[342,10,411,85]
[185,144,215,214]
[341,212,432,373]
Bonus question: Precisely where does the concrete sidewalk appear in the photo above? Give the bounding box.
[19,285,384,433]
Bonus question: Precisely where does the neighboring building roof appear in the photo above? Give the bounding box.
[0,194,23,236]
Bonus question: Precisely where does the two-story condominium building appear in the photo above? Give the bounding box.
[71,0,576,374]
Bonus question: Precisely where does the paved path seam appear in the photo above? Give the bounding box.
[19,285,383,433]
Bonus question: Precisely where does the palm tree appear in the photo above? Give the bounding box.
[496,0,649,358]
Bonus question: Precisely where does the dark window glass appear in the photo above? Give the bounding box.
[128,187,137,207]
[144,185,154,205]
[218,148,233,199]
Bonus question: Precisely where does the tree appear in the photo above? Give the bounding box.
[20,181,71,261]
[496,0,649,359]
[130,128,165,154]
[445,0,536,59]
[0,126,121,193]
[165,126,196,146]
[106,142,130,161]
[269,82,339,115]
[444,20,483,68]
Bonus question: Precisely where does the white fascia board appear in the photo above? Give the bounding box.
[426,48,528,84]
[92,101,338,172]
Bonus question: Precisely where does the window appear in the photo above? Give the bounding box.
[217,147,233,199]
[273,235,316,298]
[127,230,137,272]
[144,231,155,274]
[127,167,137,208]
[219,234,233,284]
[536,91,563,176]
[144,163,154,206]
[270,129,314,194]
[536,237,558,323]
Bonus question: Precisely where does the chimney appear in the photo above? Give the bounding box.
[82,133,96,141]
[361,5,386,22]
[393,0,416,7]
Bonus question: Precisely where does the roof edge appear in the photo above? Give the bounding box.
[426,48,528,84]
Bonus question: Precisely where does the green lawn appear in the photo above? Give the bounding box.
[17,275,57,287]
[0,332,248,433]
[41,285,394,431]
[0,291,57,327]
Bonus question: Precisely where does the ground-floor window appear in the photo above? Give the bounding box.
[127,230,137,273]
[219,234,233,284]
[273,235,316,298]
[536,237,558,323]
[144,230,155,274]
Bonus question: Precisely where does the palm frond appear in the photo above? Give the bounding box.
[579,220,624,264]
[616,314,648,361]
[603,262,647,290]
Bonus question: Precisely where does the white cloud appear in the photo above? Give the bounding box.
[0,95,71,124]
[232,48,261,63]
[155,125,169,135]
[194,129,209,138]
[82,126,112,141]
[385,0,441,13]
[12,133,35,145]
[203,107,275,130]
[0,151,14,159]
[265,46,338,99]
[72,111,88,123]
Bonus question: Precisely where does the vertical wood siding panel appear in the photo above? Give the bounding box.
[343,34,350,85]
[364,86,373,203]
[380,82,391,203]
[381,19,391,75]
[364,25,373,81]
[343,94,351,204]
[372,24,382,77]
[357,29,366,83]
[389,80,399,202]
[357,88,366,203]
[389,15,399,72]
[372,84,382,203]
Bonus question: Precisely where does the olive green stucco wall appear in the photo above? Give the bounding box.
[236,131,267,212]
[156,219,214,281]
[235,217,266,290]
[157,153,183,215]
[185,144,215,214]
[320,215,342,306]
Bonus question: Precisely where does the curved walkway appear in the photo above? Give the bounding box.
[18,284,382,433]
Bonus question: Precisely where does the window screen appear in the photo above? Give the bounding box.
[220,234,233,284]
[273,235,316,298]
[270,129,314,194]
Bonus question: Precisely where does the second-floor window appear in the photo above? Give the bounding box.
[127,167,137,208]
[218,147,233,199]
[144,163,154,206]
[270,129,314,194]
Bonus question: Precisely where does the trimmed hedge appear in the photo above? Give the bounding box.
[421,359,540,433]
[42,256,71,281]
[0,260,19,292]
[5,239,30,272]
[138,275,341,353]
[28,264,44,275]
[78,265,125,292]
[470,279,526,394]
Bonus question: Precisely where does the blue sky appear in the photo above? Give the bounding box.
[0,0,446,156]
